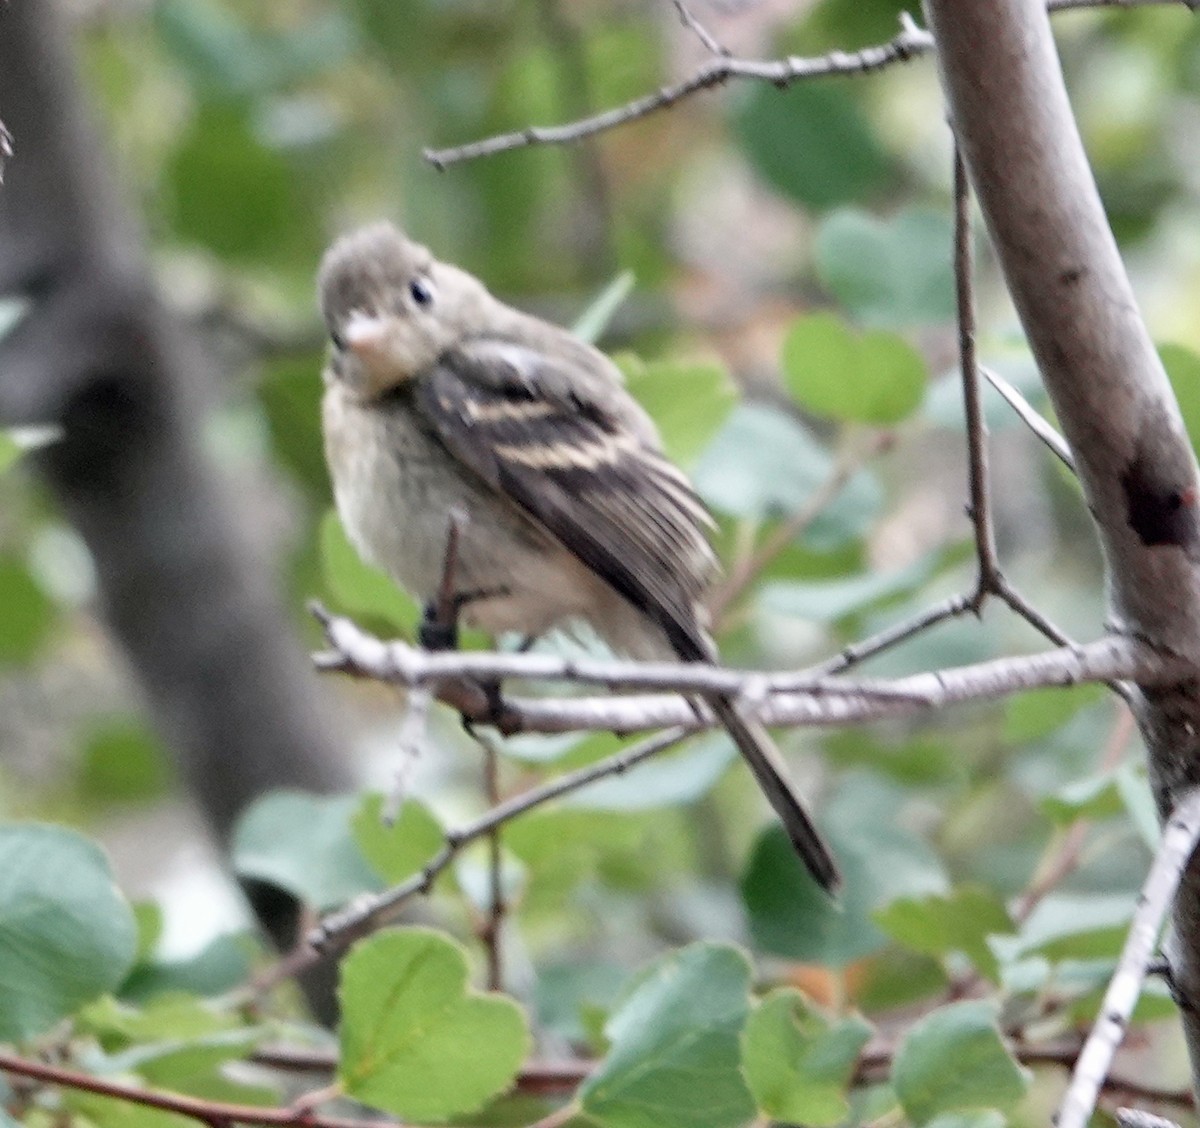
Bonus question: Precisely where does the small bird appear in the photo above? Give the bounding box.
[317,222,838,892]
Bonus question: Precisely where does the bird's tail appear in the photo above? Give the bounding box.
[703,693,840,893]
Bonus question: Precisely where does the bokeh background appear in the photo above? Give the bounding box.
[4,0,1200,1106]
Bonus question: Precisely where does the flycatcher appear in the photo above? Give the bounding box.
[317,222,838,891]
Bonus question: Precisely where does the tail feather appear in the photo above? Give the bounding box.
[704,694,840,893]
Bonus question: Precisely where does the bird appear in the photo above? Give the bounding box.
[316,221,839,892]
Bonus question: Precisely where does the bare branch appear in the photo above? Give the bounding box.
[1057,788,1200,1128]
[669,0,730,57]
[423,15,933,168]
[423,2,1194,169]
[953,143,1001,601]
[312,603,932,704]
[0,1050,386,1128]
[304,727,689,962]
[982,365,1076,473]
[926,0,1200,1090]
[313,608,1184,734]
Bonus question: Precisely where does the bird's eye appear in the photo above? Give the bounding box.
[409,277,434,307]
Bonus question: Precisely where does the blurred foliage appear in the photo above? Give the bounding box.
[3,0,1200,1124]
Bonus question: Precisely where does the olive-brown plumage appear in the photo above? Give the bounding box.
[318,222,838,891]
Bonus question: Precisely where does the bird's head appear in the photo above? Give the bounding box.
[317,222,488,400]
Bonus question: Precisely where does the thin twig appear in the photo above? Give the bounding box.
[1057,787,1200,1128]
[669,0,730,56]
[476,725,506,991]
[422,2,1195,169]
[808,593,974,675]
[316,613,1181,735]
[423,14,933,168]
[0,1051,386,1128]
[247,728,690,992]
[313,603,932,703]
[953,142,1001,602]
[981,365,1076,472]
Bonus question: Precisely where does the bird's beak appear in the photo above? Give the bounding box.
[343,312,390,361]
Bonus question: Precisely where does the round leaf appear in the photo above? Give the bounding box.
[351,793,444,885]
[0,824,137,1041]
[581,943,756,1128]
[742,776,946,966]
[874,886,1015,983]
[782,313,927,424]
[815,208,956,327]
[734,83,891,209]
[618,354,737,467]
[893,1001,1029,1124]
[319,509,419,635]
[232,791,380,910]
[741,988,872,1126]
[693,403,881,542]
[339,928,529,1120]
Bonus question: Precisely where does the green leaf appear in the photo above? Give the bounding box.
[619,354,738,467]
[893,1001,1029,1124]
[564,734,735,812]
[155,0,355,99]
[874,887,1014,982]
[693,403,881,543]
[925,1111,1008,1128]
[232,791,380,910]
[319,509,419,635]
[581,943,756,1128]
[0,824,137,1041]
[800,0,917,48]
[1003,683,1105,743]
[164,103,315,264]
[78,718,174,806]
[339,928,530,1119]
[0,554,54,665]
[742,775,946,966]
[257,355,329,500]
[824,730,958,786]
[759,541,967,627]
[1039,773,1124,824]
[121,933,253,1003]
[815,208,956,327]
[573,271,636,344]
[782,312,927,424]
[351,793,445,885]
[734,82,891,210]
[741,989,872,1126]
[80,992,239,1049]
[1013,893,1133,961]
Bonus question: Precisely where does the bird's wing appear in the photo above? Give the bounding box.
[414,337,717,659]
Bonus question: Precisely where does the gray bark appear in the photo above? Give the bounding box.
[0,0,350,1020]
[925,0,1200,1093]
